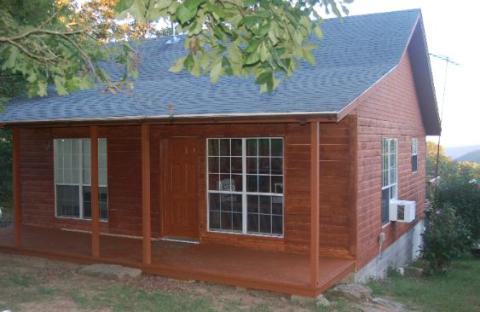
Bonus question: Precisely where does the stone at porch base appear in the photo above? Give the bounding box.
[326,283,373,303]
[78,264,142,280]
[290,294,330,307]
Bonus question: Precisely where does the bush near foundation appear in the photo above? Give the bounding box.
[422,202,472,274]
[424,143,480,274]
[435,176,480,243]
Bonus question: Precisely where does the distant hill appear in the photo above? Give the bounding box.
[445,145,480,159]
[456,150,480,163]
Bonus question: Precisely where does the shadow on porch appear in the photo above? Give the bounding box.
[0,225,354,296]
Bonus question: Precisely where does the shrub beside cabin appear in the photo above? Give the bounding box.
[0,10,440,296]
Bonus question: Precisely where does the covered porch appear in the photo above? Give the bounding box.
[1,120,357,296]
[0,224,354,296]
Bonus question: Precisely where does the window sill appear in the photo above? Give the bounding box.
[207,229,284,240]
[55,216,108,223]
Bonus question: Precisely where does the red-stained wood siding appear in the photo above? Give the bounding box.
[353,51,427,268]
[17,121,356,256]
[19,126,143,235]
[150,123,313,254]
[20,128,55,228]
[319,116,356,258]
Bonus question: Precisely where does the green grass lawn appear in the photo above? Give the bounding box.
[1,252,479,312]
[0,253,300,312]
[369,257,480,312]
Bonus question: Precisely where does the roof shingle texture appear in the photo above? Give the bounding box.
[0,9,420,123]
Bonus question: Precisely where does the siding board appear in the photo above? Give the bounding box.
[353,51,427,268]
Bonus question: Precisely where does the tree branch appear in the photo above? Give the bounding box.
[5,39,56,63]
[0,28,85,42]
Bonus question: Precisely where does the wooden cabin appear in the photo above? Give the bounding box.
[0,10,440,296]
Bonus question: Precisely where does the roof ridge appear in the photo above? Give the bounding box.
[323,8,421,21]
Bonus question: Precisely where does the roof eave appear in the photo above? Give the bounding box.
[0,111,339,127]
[407,13,442,135]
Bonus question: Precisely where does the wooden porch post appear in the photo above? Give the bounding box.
[90,126,100,258]
[310,121,320,288]
[141,124,152,265]
[12,128,22,248]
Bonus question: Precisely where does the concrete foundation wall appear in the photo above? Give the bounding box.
[355,219,424,283]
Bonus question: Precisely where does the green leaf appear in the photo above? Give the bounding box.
[37,80,47,97]
[184,0,206,11]
[54,76,67,96]
[176,5,196,24]
[206,2,225,19]
[302,47,315,65]
[257,21,271,37]
[255,71,272,85]
[242,16,262,28]
[176,0,206,24]
[245,40,260,53]
[228,43,243,64]
[2,46,19,70]
[314,26,323,38]
[210,61,222,83]
[268,29,279,46]
[79,76,92,89]
[184,54,195,71]
[26,72,37,83]
[245,52,260,65]
[169,56,186,73]
[259,42,269,62]
[154,0,173,10]
[190,21,203,35]
[115,0,135,12]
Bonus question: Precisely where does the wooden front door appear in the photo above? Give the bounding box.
[160,137,200,240]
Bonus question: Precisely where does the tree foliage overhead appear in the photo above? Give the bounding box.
[0,0,139,104]
[0,0,352,105]
[117,0,352,92]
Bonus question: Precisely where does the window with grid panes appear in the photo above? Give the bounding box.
[381,138,398,224]
[207,138,284,236]
[54,138,108,220]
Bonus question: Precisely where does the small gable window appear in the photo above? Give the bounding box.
[411,138,418,173]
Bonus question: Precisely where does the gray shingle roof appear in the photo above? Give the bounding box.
[0,9,421,124]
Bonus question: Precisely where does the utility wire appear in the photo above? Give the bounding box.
[429,53,459,178]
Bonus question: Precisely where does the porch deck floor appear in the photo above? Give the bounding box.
[0,225,355,296]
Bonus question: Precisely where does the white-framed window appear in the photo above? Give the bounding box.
[207,138,284,236]
[54,138,108,220]
[411,138,418,172]
[381,138,397,225]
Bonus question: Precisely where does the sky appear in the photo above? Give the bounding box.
[341,0,479,147]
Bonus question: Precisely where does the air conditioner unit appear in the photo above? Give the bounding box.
[389,199,416,223]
